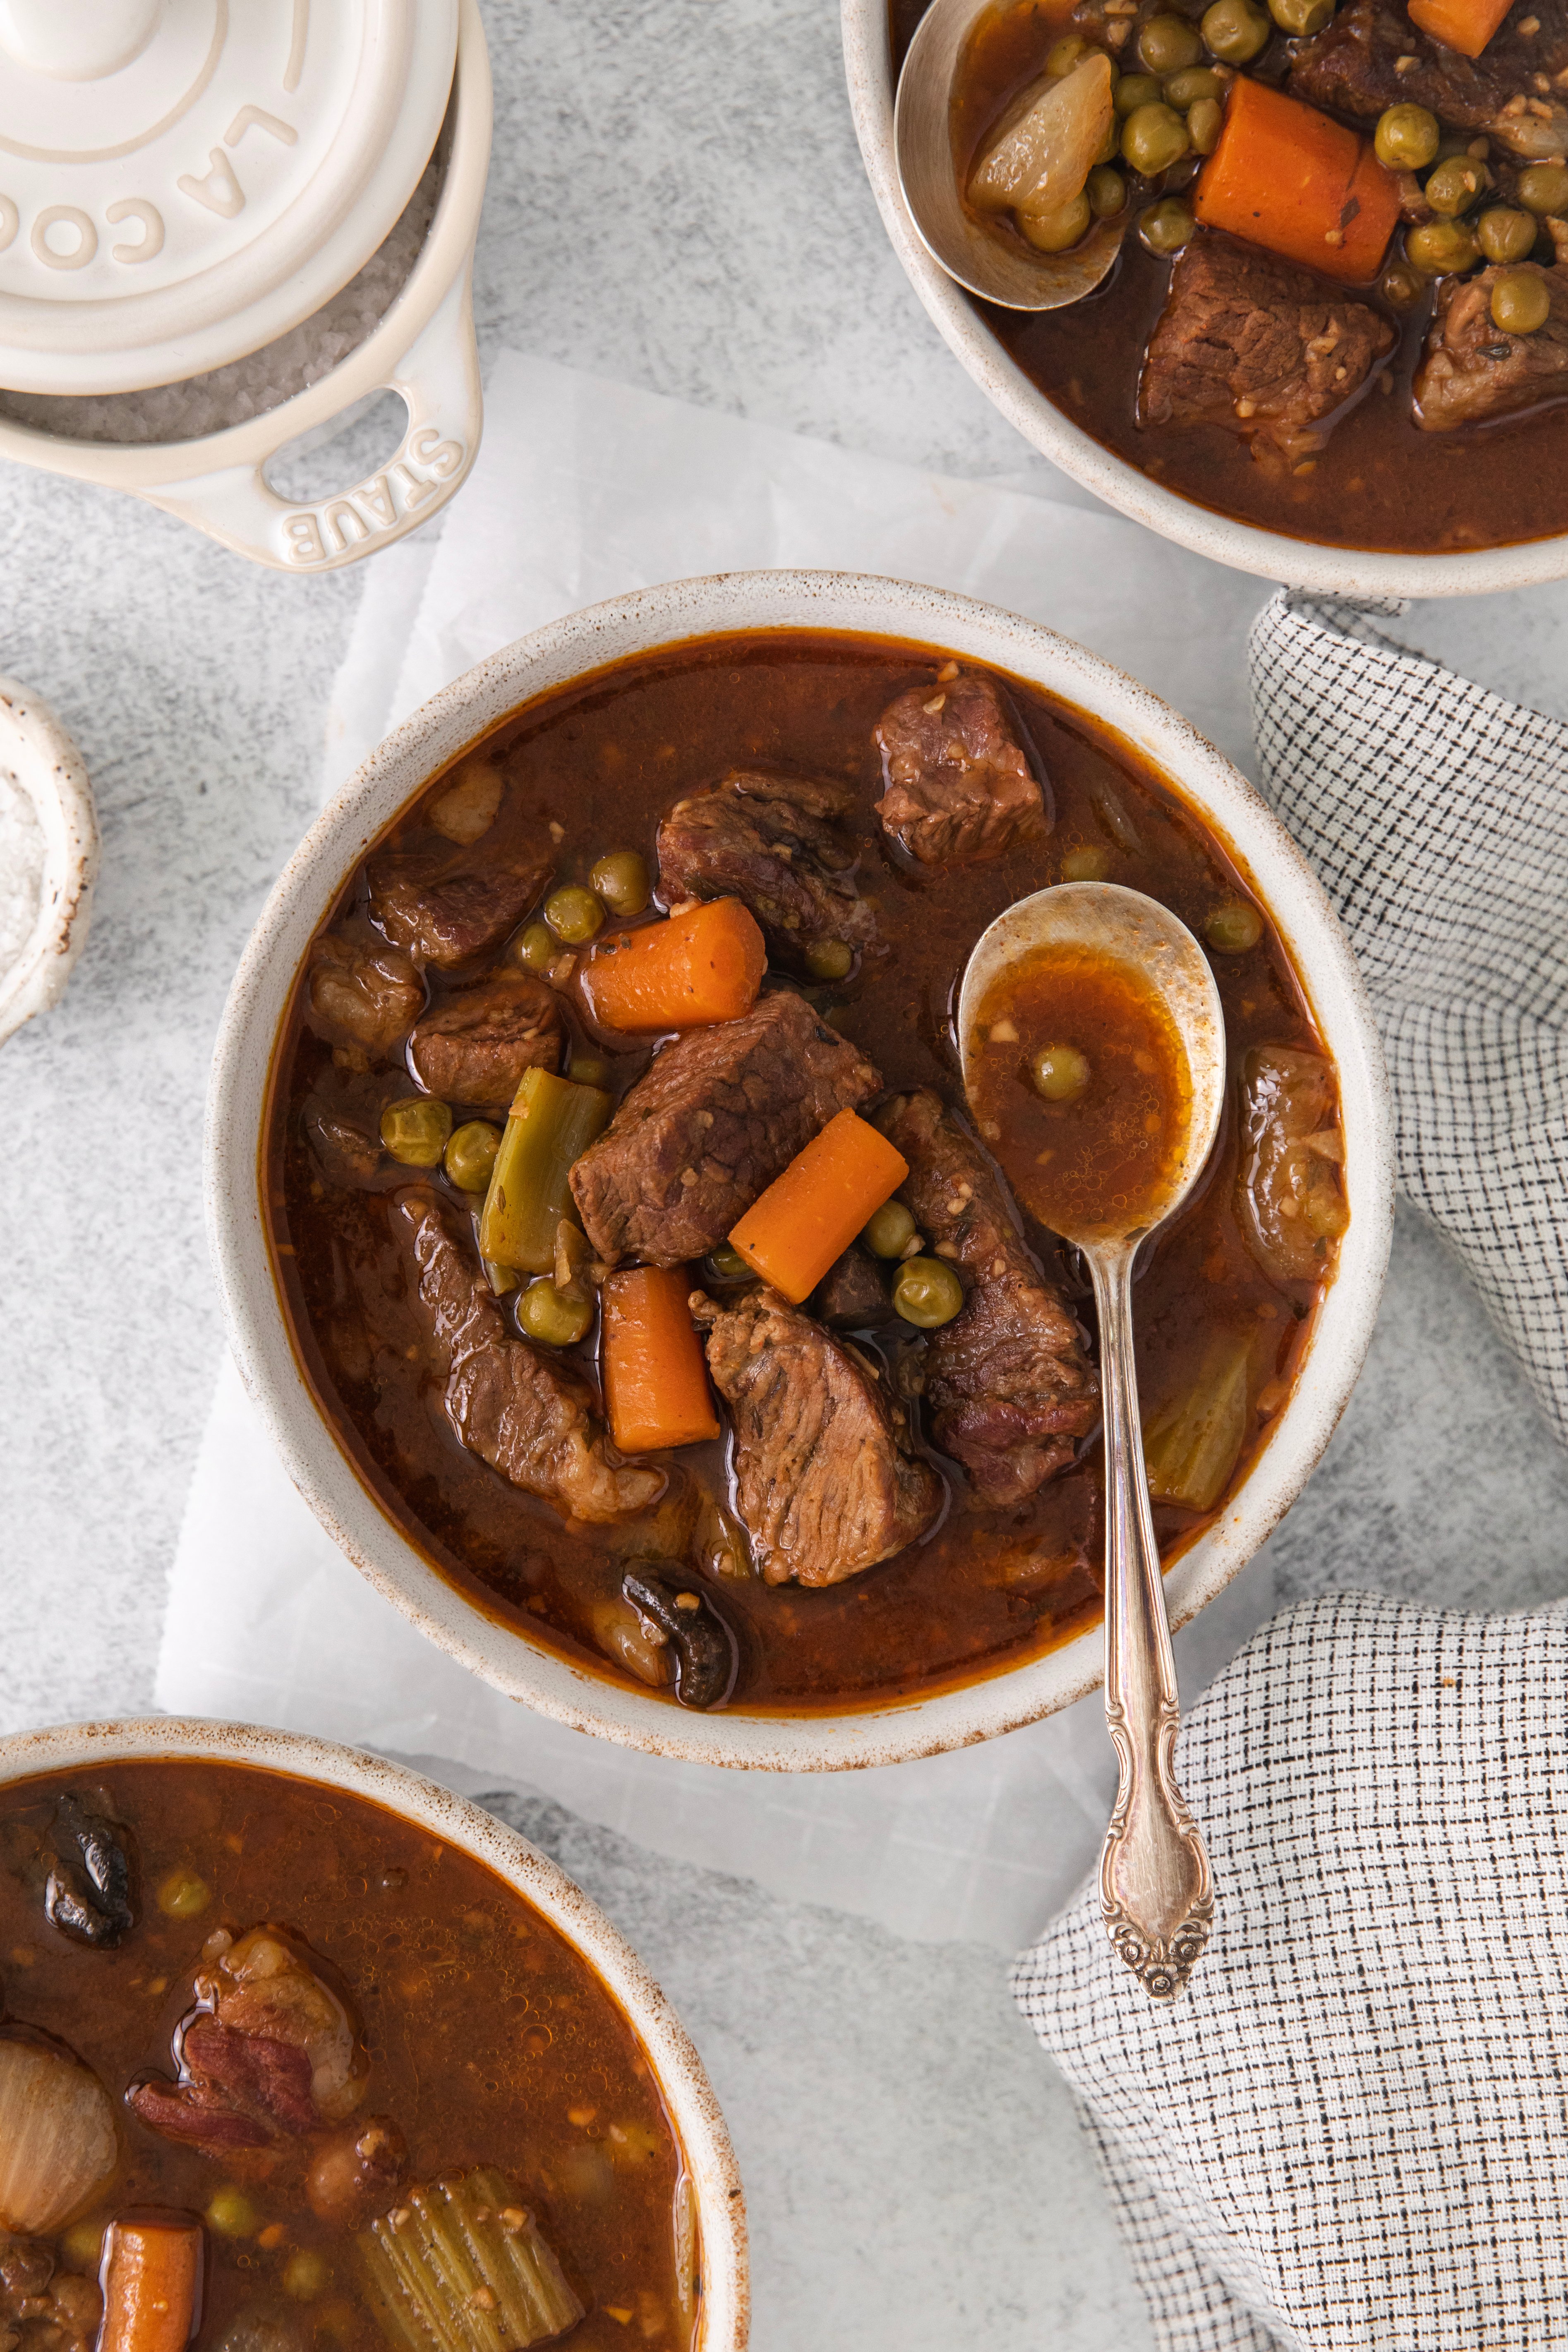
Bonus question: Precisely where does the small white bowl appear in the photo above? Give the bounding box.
[0,676,98,1050]
[839,0,1568,599]
[0,1716,749,2352]
[206,569,1395,1772]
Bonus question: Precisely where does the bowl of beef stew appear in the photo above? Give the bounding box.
[0,1718,747,2352]
[208,571,1392,1769]
[845,0,1568,591]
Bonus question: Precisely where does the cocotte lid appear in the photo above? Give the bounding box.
[0,0,458,396]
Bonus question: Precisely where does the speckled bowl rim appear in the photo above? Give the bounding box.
[839,0,1568,599]
[0,1716,748,2351]
[0,676,99,1049]
[205,568,1395,1772]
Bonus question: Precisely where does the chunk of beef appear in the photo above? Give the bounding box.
[393,1193,662,1522]
[1290,0,1568,136]
[129,1925,362,2156]
[368,838,552,969]
[1141,234,1394,469]
[873,671,1045,865]
[878,1091,1098,1506]
[656,772,877,969]
[811,1243,892,1328]
[692,1288,943,1585]
[407,972,563,1108]
[570,990,880,1266]
[1235,1045,1349,1283]
[307,933,423,1055]
[0,2237,101,2352]
[1414,262,1568,429]
[302,1095,382,1185]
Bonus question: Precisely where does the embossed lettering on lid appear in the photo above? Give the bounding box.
[0,0,458,396]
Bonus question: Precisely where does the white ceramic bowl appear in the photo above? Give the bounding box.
[0,675,98,1048]
[207,569,1394,1771]
[0,1716,748,2352]
[839,0,1568,600]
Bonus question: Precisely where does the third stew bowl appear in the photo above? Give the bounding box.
[208,572,1393,1770]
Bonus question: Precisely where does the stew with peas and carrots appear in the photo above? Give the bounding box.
[915,0,1568,554]
[0,1760,698,2352]
[264,631,1348,1715]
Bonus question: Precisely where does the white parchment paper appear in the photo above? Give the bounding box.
[160,353,1568,1948]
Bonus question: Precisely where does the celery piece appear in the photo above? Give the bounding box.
[478,1068,611,1275]
[357,2168,582,2352]
[1144,1333,1254,1515]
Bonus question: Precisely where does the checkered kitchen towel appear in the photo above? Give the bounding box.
[1016,1589,1568,2352]
[1017,600,1568,2348]
[1250,590,1568,1446]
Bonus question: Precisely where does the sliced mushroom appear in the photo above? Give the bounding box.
[43,1796,137,1950]
[621,1572,738,1711]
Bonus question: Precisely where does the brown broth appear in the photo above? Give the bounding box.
[969,949,1190,1238]
[264,629,1341,1715]
[0,1761,695,2351]
[904,0,1568,556]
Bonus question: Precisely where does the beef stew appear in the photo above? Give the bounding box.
[263,631,1347,1716]
[0,1760,700,2352]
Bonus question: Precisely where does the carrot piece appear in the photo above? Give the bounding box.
[1407,0,1511,55]
[100,2216,203,2352]
[581,900,766,1033]
[1194,77,1400,284]
[602,1267,722,1453]
[729,1110,909,1305]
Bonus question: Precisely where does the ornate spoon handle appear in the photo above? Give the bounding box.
[1088,1237,1213,2002]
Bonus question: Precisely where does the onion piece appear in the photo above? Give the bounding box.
[0,2036,118,2232]
[969,53,1115,221]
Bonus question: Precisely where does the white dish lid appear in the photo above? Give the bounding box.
[0,0,458,396]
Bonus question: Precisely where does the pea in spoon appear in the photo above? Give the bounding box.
[893,0,1125,311]
[959,882,1225,2000]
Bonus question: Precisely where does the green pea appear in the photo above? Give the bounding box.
[444,1119,501,1193]
[1424,154,1488,217]
[1380,259,1424,308]
[206,2186,260,2239]
[1187,96,1224,154]
[1113,71,1163,115]
[892,1256,966,1330]
[1138,195,1196,254]
[1046,31,1090,72]
[1163,64,1222,105]
[1122,103,1189,176]
[58,2221,106,2273]
[518,1278,595,1347]
[1267,0,1333,32]
[544,885,604,945]
[380,1095,453,1167]
[590,849,650,917]
[155,1865,211,1919]
[1201,0,1270,57]
[707,1241,752,1280]
[1087,165,1127,217]
[1020,191,1092,250]
[1030,1044,1092,1101]
[515,922,556,973]
[803,936,855,980]
[1491,267,1551,335]
[863,1199,916,1259]
[569,1050,613,1089]
[1138,12,1203,72]
[1061,843,1113,880]
[1518,162,1568,216]
[283,2252,332,2304]
[1205,899,1263,953]
[1406,218,1480,275]
[1477,206,1537,265]
[1373,103,1439,171]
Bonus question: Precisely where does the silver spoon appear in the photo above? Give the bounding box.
[893,0,1125,311]
[959,882,1225,2000]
